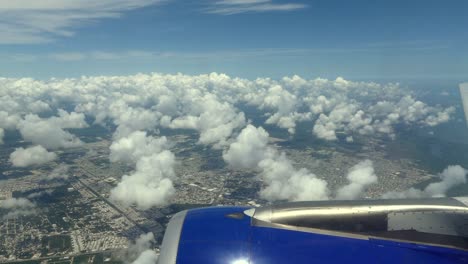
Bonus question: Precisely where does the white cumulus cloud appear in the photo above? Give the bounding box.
[168,94,246,148]
[9,145,57,167]
[0,73,453,147]
[222,124,271,169]
[44,164,70,181]
[336,160,377,200]
[18,111,87,149]
[0,111,21,130]
[224,125,329,201]
[110,151,176,209]
[425,165,467,197]
[382,165,467,199]
[109,131,177,209]
[110,131,169,164]
[118,232,158,264]
[259,153,330,201]
[0,197,37,219]
[225,125,381,202]
[0,73,458,204]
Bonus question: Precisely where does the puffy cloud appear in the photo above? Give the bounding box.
[425,165,467,197]
[424,107,455,127]
[9,145,57,167]
[109,131,177,209]
[310,93,453,141]
[51,109,89,128]
[222,125,271,169]
[68,73,246,146]
[381,188,424,199]
[0,128,4,144]
[312,103,375,141]
[132,250,158,264]
[0,198,36,219]
[0,73,454,208]
[0,197,34,209]
[27,190,54,199]
[371,96,454,129]
[224,125,329,201]
[168,94,246,148]
[336,160,377,200]
[118,233,158,264]
[110,131,169,164]
[110,151,176,209]
[259,154,329,201]
[382,165,467,199]
[18,111,86,149]
[312,114,339,141]
[298,79,450,140]
[44,164,70,181]
[0,74,453,146]
[0,73,457,205]
[109,101,161,139]
[0,111,21,130]
[0,79,52,115]
[3,72,457,211]
[261,85,301,134]
[224,126,383,201]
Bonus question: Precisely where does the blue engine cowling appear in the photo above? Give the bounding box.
[158,198,468,264]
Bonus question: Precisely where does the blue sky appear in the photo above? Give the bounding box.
[0,0,467,80]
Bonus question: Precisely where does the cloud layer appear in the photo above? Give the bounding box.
[0,73,458,204]
[0,73,453,146]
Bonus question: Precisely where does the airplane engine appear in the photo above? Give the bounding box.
[158,197,468,264]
